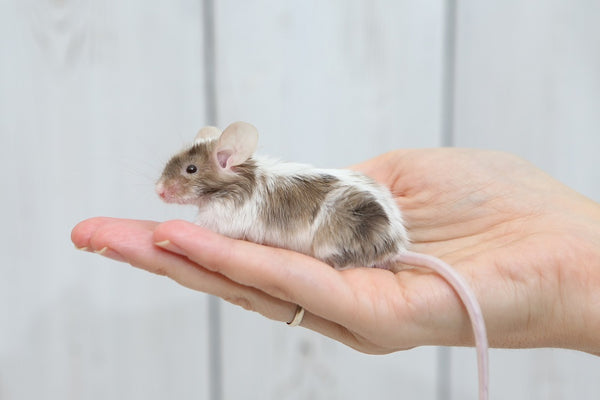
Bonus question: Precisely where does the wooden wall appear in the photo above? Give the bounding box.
[0,1,598,399]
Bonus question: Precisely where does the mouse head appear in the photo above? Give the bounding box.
[156,121,259,205]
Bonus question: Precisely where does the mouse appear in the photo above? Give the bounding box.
[155,121,489,400]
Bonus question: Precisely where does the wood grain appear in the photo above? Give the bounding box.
[0,1,210,399]
[213,1,445,399]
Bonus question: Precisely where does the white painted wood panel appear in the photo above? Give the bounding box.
[452,2,600,399]
[453,1,600,198]
[215,0,446,166]
[0,1,210,399]
[4,1,597,399]
[214,1,447,399]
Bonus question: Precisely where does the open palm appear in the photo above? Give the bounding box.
[72,149,600,355]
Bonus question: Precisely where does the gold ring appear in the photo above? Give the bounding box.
[287,305,305,327]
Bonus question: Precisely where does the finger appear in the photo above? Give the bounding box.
[75,219,373,348]
[153,220,360,327]
[73,218,433,352]
[71,217,159,250]
[153,222,451,350]
[75,218,298,321]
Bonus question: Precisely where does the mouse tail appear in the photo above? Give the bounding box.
[392,250,489,400]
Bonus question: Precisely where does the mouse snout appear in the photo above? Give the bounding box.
[155,181,167,199]
[155,181,178,202]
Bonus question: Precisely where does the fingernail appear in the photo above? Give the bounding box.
[155,240,171,248]
[94,246,127,262]
[74,244,89,252]
[94,247,108,255]
[155,239,186,256]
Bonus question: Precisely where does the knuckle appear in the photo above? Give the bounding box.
[261,282,293,303]
[131,260,169,277]
[223,294,255,312]
[151,266,169,277]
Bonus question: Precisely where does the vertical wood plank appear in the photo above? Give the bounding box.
[201,1,224,399]
[215,0,446,166]
[451,2,600,399]
[453,1,600,197]
[0,1,210,399]
[213,1,447,399]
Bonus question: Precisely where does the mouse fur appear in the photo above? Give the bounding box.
[156,122,409,269]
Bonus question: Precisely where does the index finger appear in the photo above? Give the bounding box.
[153,220,360,326]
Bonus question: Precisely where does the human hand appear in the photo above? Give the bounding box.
[71,149,600,355]
[353,149,600,354]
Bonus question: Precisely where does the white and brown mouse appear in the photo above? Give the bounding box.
[156,121,489,400]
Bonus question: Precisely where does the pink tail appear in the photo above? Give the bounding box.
[393,251,489,400]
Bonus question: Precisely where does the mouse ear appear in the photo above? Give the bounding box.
[194,126,222,143]
[214,122,259,170]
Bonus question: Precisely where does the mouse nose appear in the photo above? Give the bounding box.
[155,182,167,199]
[156,181,183,203]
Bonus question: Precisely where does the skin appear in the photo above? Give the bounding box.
[71,148,600,356]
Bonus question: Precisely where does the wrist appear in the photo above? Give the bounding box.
[565,201,600,355]
[581,217,600,355]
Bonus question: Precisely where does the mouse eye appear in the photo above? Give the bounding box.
[185,165,198,174]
